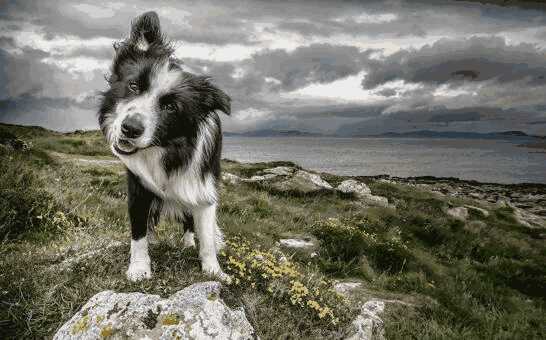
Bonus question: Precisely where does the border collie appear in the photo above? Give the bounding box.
[98,11,231,282]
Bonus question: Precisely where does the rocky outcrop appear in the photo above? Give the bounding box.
[279,238,315,249]
[263,166,295,176]
[337,180,389,207]
[271,170,333,193]
[446,207,469,221]
[222,172,243,185]
[53,282,255,340]
[345,300,385,340]
[337,180,371,196]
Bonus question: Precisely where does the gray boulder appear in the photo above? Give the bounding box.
[279,238,315,249]
[345,300,385,340]
[337,180,371,197]
[336,180,389,207]
[271,170,332,193]
[53,282,255,340]
[222,172,243,185]
[263,166,295,176]
[446,207,469,221]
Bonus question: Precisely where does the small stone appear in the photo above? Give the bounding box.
[446,207,469,221]
[334,282,362,295]
[279,238,315,249]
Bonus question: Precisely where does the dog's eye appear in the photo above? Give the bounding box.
[161,102,177,112]
[128,82,139,94]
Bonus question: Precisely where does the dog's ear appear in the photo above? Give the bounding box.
[129,11,163,51]
[198,78,231,115]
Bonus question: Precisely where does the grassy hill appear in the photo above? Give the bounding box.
[0,123,545,339]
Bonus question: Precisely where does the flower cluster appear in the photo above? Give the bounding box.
[221,236,346,325]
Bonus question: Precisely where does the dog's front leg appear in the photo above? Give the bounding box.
[126,171,159,281]
[193,203,229,281]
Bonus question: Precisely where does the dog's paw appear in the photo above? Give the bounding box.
[202,260,231,283]
[181,231,196,249]
[126,261,151,282]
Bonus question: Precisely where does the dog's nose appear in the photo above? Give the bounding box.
[121,115,145,138]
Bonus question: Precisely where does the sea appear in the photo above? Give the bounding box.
[223,137,546,184]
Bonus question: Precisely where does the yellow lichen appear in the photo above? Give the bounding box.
[71,315,90,334]
[100,324,114,338]
[162,313,180,326]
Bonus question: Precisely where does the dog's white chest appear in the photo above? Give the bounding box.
[118,147,216,207]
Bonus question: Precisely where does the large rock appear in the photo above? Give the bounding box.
[263,166,295,176]
[271,170,333,193]
[337,180,372,197]
[446,207,469,221]
[345,300,385,340]
[336,180,389,207]
[222,172,243,185]
[53,282,256,340]
[279,238,315,249]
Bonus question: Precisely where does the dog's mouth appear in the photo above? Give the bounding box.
[114,139,138,155]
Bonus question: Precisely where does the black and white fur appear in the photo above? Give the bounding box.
[98,12,231,281]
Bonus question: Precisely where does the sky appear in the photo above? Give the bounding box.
[1,0,546,135]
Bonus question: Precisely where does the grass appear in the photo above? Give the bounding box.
[0,123,545,339]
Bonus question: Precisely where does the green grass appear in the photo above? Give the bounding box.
[1,123,545,339]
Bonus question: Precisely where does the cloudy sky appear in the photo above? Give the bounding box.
[1,0,546,135]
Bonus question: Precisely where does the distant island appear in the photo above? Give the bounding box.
[224,128,544,142]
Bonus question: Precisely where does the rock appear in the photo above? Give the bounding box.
[345,300,385,340]
[337,180,372,197]
[0,137,31,151]
[247,174,278,182]
[222,172,242,185]
[334,282,362,295]
[464,205,489,217]
[360,195,389,208]
[263,166,295,176]
[446,207,469,221]
[336,180,389,207]
[271,170,332,193]
[512,206,546,229]
[53,282,255,340]
[279,238,315,249]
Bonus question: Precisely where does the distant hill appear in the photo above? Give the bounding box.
[361,130,541,141]
[224,129,325,137]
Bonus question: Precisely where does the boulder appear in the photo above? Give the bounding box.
[271,170,332,193]
[334,282,362,295]
[263,166,295,176]
[360,195,389,208]
[446,207,469,221]
[345,300,385,340]
[337,180,371,197]
[336,179,389,207]
[222,172,243,185]
[53,282,255,340]
[279,238,315,249]
[247,174,278,182]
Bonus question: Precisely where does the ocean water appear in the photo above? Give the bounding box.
[223,137,546,184]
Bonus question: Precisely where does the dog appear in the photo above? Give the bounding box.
[98,11,231,282]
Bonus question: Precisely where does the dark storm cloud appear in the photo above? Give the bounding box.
[250,44,374,91]
[362,36,546,89]
[1,0,545,134]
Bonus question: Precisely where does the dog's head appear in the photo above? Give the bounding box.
[99,11,230,155]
